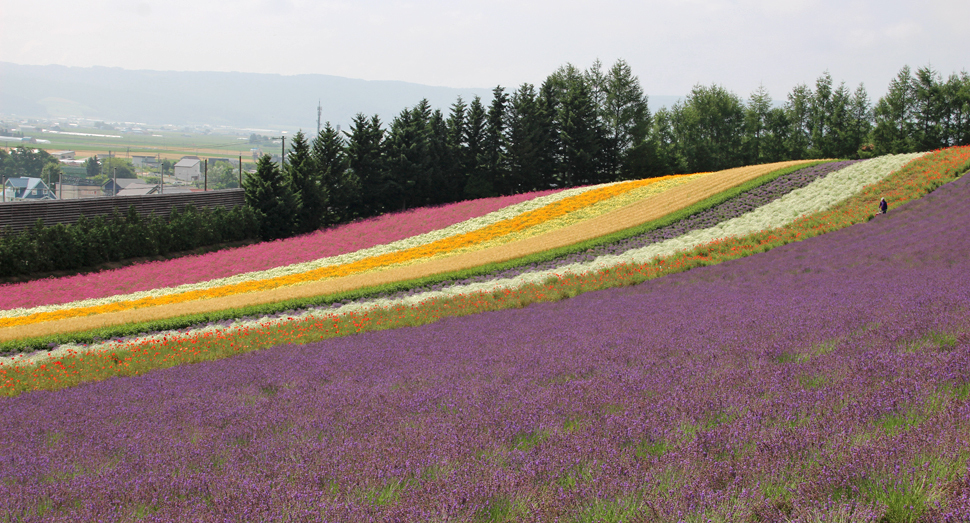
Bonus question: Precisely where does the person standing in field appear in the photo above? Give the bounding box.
[879,197,888,214]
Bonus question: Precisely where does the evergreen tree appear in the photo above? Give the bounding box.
[536,80,562,187]
[242,155,297,241]
[847,84,874,157]
[385,100,433,210]
[743,85,773,164]
[445,97,469,197]
[547,65,602,186]
[872,66,915,155]
[85,155,101,178]
[602,59,651,180]
[912,66,946,151]
[427,108,459,204]
[944,71,970,146]
[463,96,493,199]
[286,131,325,233]
[312,123,358,225]
[484,86,510,194]
[507,83,547,192]
[807,72,835,157]
[784,84,813,159]
[346,113,387,217]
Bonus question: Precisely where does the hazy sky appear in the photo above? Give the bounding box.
[2,0,967,99]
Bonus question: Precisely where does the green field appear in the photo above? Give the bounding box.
[4,124,282,163]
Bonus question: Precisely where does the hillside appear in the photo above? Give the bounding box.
[0,153,968,519]
[1,150,969,520]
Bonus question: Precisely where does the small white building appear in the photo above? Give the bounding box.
[174,156,202,182]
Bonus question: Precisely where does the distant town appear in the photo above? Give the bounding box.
[0,115,294,202]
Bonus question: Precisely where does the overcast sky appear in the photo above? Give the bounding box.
[2,0,967,100]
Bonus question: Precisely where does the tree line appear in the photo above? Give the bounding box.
[243,61,970,241]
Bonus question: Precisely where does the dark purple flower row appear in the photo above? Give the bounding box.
[1,169,968,520]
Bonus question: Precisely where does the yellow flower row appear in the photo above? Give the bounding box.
[380,173,704,268]
[452,173,706,254]
[0,177,667,328]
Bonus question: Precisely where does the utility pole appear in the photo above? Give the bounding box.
[113,167,117,196]
[204,158,208,191]
[317,100,322,136]
[238,154,242,188]
[280,136,285,168]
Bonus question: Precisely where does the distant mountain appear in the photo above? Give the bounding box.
[0,63,684,131]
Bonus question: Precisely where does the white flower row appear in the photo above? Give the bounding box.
[0,181,624,319]
[4,154,919,367]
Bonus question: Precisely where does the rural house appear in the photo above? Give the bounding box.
[2,177,57,201]
[174,156,202,182]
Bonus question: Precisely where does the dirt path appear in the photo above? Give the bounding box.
[0,161,812,342]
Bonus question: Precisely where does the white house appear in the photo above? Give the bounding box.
[174,156,202,182]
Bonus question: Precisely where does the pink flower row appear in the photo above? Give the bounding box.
[0,190,561,310]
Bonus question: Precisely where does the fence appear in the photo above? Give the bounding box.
[0,189,246,233]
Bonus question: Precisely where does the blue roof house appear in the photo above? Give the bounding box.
[3,177,57,201]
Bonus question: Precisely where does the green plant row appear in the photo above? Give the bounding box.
[0,204,259,278]
[0,162,827,355]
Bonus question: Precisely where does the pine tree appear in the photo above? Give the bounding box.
[242,155,297,240]
[785,84,813,159]
[603,59,651,180]
[446,97,470,198]
[347,113,386,217]
[558,76,602,186]
[463,96,493,199]
[427,108,459,204]
[312,123,358,224]
[385,101,433,210]
[286,131,325,234]
[484,86,509,194]
[507,83,545,192]
[743,85,773,164]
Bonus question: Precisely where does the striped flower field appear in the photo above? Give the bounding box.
[1,148,970,521]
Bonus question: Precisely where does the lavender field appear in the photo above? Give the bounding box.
[2,174,970,521]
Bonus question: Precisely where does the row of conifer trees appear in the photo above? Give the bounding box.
[243,61,970,241]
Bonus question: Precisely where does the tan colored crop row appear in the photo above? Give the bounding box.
[0,160,812,342]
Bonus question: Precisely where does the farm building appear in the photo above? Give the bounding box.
[103,178,146,196]
[49,150,76,160]
[115,183,160,197]
[131,156,160,169]
[174,156,202,182]
[2,177,57,201]
[57,177,102,199]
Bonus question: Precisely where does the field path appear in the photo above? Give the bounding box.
[0,160,812,341]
